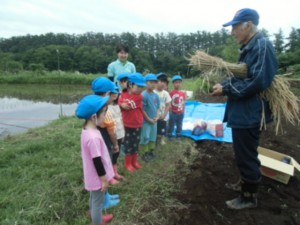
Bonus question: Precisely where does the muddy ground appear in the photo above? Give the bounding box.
[170,92,300,225]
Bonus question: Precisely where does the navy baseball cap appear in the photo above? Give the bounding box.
[76,95,109,119]
[91,77,115,93]
[172,75,183,82]
[223,8,259,27]
[128,73,146,87]
[117,73,130,81]
[145,73,158,82]
[156,72,167,79]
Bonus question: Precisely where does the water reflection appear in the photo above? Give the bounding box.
[0,84,94,138]
[0,97,77,138]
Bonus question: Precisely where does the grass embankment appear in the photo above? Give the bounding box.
[0,71,198,86]
[0,116,197,225]
[0,84,91,104]
[0,71,99,85]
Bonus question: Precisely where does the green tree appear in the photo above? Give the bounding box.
[221,37,239,63]
[2,28,290,75]
[273,28,285,54]
[28,63,45,72]
[260,28,270,38]
[0,51,14,71]
[286,27,300,52]
[6,60,23,73]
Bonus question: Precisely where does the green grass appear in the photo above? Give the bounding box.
[0,84,91,104]
[181,77,212,100]
[0,71,100,85]
[0,116,197,225]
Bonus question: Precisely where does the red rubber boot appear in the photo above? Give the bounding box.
[132,153,142,169]
[124,154,136,172]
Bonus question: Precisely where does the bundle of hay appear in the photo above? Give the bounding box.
[189,50,300,134]
[189,50,247,78]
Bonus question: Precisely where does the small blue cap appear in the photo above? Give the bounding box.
[128,73,146,87]
[76,95,109,119]
[117,73,130,81]
[114,86,120,94]
[111,83,119,94]
[145,73,158,81]
[172,75,183,82]
[91,77,115,93]
[223,8,259,27]
[156,72,167,80]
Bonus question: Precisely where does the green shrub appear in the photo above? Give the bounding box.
[4,61,23,73]
[288,64,300,73]
[28,63,46,72]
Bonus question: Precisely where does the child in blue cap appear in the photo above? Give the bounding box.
[140,74,160,161]
[91,77,121,185]
[167,75,186,140]
[156,72,169,91]
[117,72,130,92]
[91,77,121,212]
[154,73,171,145]
[76,94,114,225]
[118,72,145,172]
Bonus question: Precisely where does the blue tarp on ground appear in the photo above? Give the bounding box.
[180,101,232,143]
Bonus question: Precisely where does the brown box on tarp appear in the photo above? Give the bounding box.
[258,147,300,184]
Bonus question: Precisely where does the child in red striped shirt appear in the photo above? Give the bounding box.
[118,73,146,172]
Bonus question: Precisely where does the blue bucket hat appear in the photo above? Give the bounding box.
[117,73,130,81]
[91,77,115,93]
[223,8,259,27]
[145,73,158,82]
[172,75,183,82]
[76,95,109,119]
[128,73,146,87]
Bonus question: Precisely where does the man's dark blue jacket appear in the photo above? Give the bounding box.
[222,32,278,128]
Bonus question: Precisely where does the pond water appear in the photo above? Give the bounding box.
[0,84,90,138]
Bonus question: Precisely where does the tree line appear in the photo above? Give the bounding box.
[0,27,299,76]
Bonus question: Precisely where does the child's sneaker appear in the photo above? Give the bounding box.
[148,151,156,159]
[102,214,113,223]
[142,152,151,162]
[160,137,166,145]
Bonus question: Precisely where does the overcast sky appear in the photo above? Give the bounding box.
[1,0,299,39]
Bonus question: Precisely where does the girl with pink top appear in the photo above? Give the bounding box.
[76,94,114,225]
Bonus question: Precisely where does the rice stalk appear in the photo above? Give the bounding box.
[260,76,300,134]
[188,50,300,134]
[188,50,247,78]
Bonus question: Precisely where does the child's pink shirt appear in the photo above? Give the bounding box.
[81,128,114,191]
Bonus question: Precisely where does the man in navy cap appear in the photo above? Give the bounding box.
[211,8,278,209]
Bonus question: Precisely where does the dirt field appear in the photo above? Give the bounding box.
[170,92,300,225]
